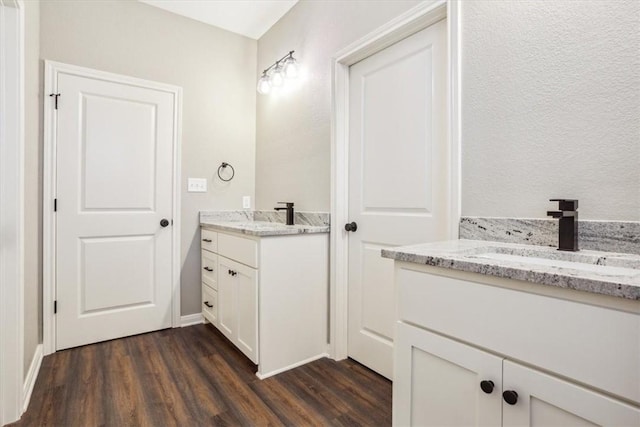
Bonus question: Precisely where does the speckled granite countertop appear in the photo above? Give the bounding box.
[201,220,329,236]
[200,210,330,237]
[382,240,640,301]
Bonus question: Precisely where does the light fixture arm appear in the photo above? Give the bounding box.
[262,50,295,75]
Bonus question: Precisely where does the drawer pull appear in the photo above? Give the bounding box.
[228,269,237,276]
[202,238,212,242]
[502,390,518,405]
[480,380,494,394]
[203,301,213,308]
[203,267,213,272]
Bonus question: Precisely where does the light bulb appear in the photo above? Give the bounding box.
[283,56,299,79]
[257,73,271,94]
[270,64,285,87]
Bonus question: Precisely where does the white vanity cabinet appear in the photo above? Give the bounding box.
[200,226,328,378]
[393,264,640,427]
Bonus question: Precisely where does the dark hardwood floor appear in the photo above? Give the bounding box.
[13,324,391,426]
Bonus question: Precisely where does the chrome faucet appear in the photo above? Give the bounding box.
[547,199,579,251]
[274,202,295,225]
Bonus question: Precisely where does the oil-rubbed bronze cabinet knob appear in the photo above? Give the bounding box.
[503,390,518,405]
[480,380,494,394]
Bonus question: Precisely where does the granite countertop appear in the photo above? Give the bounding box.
[200,210,330,237]
[201,220,329,237]
[382,239,640,301]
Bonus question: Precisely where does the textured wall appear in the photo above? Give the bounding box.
[255,0,423,211]
[461,0,640,220]
[40,0,257,315]
[24,0,41,378]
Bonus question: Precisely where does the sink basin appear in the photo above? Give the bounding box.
[467,247,640,278]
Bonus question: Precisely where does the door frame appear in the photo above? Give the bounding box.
[0,0,25,423]
[329,0,461,360]
[43,61,183,355]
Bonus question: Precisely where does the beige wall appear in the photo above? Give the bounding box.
[461,0,640,220]
[255,0,423,211]
[40,0,257,316]
[24,0,41,377]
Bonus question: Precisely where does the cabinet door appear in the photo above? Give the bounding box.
[503,361,640,427]
[234,261,258,364]
[394,323,503,427]
[217,256,236,342]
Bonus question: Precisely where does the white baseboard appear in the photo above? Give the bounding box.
[256,353,329,380]
[180,313,204,327]
[22,344,43,413]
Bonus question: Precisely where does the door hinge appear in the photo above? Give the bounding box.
[54,300,57,314]
[54,198,57,212]
[49,93,61,110]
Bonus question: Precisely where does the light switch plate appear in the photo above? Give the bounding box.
[188,178,207,192]
[243,196,251,209]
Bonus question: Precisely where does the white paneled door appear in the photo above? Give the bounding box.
[55,69,177,350]
[347,19,449,379]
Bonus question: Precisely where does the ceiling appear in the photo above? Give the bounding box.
[139,0,298,40]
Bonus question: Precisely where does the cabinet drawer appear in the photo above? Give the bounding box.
[202,284,218,325]
[397,266,640,404]
[201,251,218,289]
[201,229,218,253]
[218,233,258,268]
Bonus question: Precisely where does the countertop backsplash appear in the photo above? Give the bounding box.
[460,217,640,255]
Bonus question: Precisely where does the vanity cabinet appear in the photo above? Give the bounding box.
[393,264,640,426]
[200,226,328,378]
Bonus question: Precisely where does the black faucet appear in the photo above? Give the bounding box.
[274,202,295,225]
[546,199,579,251]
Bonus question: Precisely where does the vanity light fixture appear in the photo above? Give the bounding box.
[256,50,300,95]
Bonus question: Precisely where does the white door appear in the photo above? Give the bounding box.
[394,324,503,427]
[347,19,449,378]
[55,70,176,350]
[503,361,640,427]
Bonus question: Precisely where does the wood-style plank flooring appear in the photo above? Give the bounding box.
[13,324,391,426]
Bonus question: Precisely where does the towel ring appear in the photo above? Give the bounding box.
[217,162,235,182]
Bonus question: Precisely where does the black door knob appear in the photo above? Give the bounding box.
[160,218,170,227]
[345,222,358,232]
[480,380,494,394]
[502,390,518,405]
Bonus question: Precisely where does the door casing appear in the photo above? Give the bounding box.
[0,0,25,423]
[43,61,183,355]
[329,0,461,361]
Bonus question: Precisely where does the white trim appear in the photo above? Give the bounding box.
[256,353,329,380]
[43,61,183,355]
[329,0,461,361]
[447,0,462,239]
[22,344,42,414]
[0,0,25,424]
[181,313,204,327]
[172,81,183,331]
